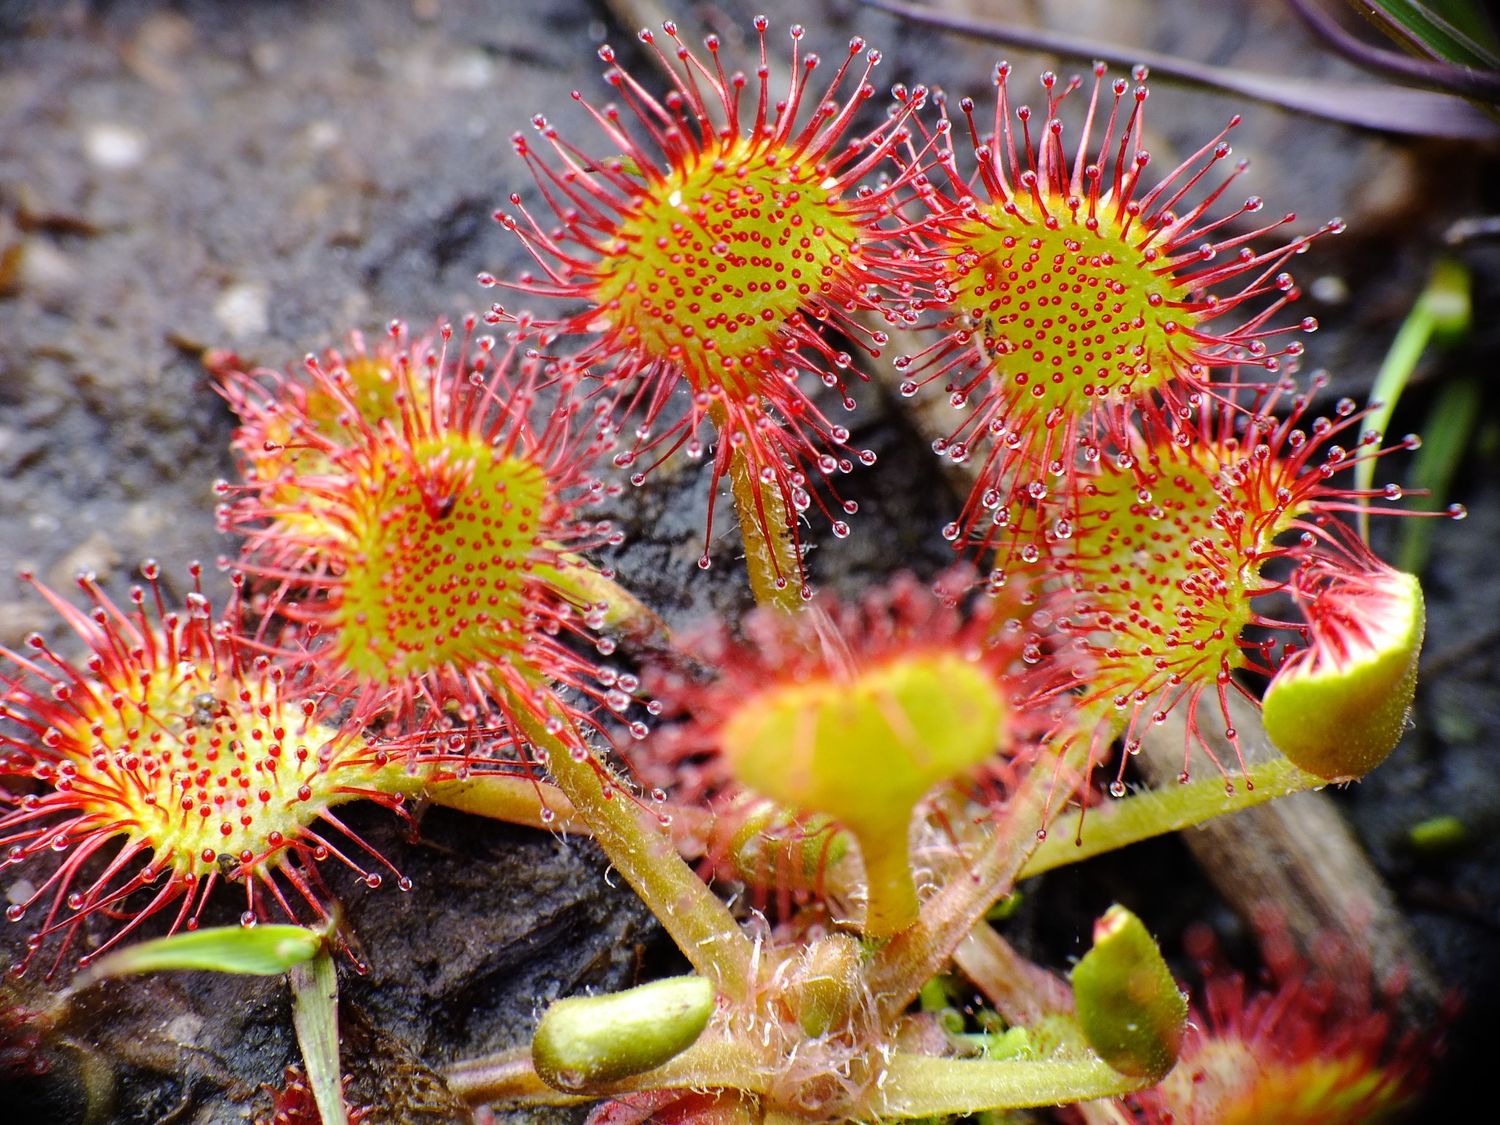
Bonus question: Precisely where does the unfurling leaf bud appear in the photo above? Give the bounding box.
[1264,567,1425,781]
[786,933,864,1038]
[532,975,715,1092]
[1070,905,1187,1081]
[727,798,850,890]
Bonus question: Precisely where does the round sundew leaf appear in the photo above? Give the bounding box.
[952,198,1193,418]
[333,438,551,683]
[1166,1046,1406,1125]
[719,650,1007,936]
[0,568,423,977]
[590,134,865,387]
[717,651,1006,838]
[1263,570,1425,782]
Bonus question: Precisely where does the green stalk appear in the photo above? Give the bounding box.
[446,1037,766,1105]
[512,701,755,1000]
[866,743,1078,1024]
[857,829,921,938]
[445,1047,591,1106]
[710,402,806,614]
[426,774,585,833]
[1018,757,1325,878]
[534,549,669,642]
[877,756,1323,1030]
[869,1054,1146,1119]
[953,922,1074,1026]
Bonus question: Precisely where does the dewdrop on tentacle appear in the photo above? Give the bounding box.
[218,319,629,747]
[1044,374,1444,791]
[905,62,1340,570]
[493,18,940,586]
[0,564,415,978]
[638,572,1063,935]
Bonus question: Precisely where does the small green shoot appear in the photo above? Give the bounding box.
[1408,812,1470,853]
[532,975,715,1092]
[290,948,346,1125]
[76,923,322,985]
[1358,257,1471,542]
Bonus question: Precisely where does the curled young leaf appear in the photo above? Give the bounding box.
[532,975,715,1092]
[1264,566,1425,781]
[1070,905,1187,1082]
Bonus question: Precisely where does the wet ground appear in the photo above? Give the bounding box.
[2,0,1498,1120]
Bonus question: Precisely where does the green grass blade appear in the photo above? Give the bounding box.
[1357,258,1471,541]
[1399,376,1480,574]
[291,949,347,1125]
[1360,0,1500,67]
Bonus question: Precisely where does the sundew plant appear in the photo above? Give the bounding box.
[0,12,1466,1124]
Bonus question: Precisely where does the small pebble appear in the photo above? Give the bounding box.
[83,123,148,170]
